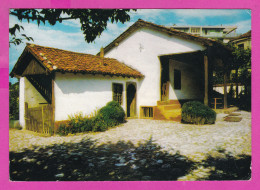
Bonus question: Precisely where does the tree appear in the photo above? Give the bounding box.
[9,9,135,46]
[230,46,251,98]
[9,82,19,120]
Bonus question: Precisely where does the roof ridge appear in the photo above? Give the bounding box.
[26,43,117,60]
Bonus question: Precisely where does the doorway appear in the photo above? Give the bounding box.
[126,83,137,117]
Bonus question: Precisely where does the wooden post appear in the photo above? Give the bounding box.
[204,55,209,106]
[25,102,28,130]
[42,106,45,134]
[224,72,228,109]
[51,77,55,134]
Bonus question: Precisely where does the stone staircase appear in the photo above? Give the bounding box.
[153,100,182,122]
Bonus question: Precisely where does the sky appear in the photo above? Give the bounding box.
[9,9,251,83]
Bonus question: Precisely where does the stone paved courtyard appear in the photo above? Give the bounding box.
[9,111,251,181]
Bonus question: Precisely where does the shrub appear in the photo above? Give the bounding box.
[98,101,125,124]
[181,101,216,125]
[56,123,69,136]
[56,101,126,135]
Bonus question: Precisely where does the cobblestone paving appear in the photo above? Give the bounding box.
[9,111,251,181]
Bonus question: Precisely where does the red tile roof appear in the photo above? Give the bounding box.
[11,43,144,78]
[231,30,251,41]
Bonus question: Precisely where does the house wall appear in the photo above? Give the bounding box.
[105,27,206,113]
[24,77,47,107]
[235,39,251,49]
[19,77,48,128]
[54,73,138,121]
[169,60,204,100]
[19,77,25,128]
[213,85,244,98]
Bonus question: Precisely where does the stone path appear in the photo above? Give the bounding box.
[9,111,251,181]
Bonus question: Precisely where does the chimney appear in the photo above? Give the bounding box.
[100,47,104,58]
[100,47,104,65]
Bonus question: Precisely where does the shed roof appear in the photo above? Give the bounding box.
[10,43,144,78]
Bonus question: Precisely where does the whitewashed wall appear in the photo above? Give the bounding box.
[54,73,138,121]
[169,60,204,100]
[213,85,244,98]
[19,77,48,128]
[24,77,47,107]
[19,77,25,128]
[105,27,206,110]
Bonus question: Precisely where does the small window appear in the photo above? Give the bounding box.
[191,27,200,34]
[238,44,244,49]
[112,83,123,105]
[140,106,154,118]
[174,69,181,90]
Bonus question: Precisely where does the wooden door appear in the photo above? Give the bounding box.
[127,83,136,117]
[161,81,169,101]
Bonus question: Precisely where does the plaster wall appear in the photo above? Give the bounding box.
[168,60,204,100]
[19,77,25,128]
[105,28,206,110]
[54,73,138,121]
[24,77,47,108]
[213,85,244,98]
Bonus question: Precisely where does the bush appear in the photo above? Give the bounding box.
[181,101,216,125]
[98,101,125,124]
[56,101,126,135]
[56,123,69,136]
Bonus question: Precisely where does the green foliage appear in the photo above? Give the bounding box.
[181,101,216,125]
[56,123,69,136]
[56,101,126,135]
[9,120,22,130]
[98,101,126,124]
[9,9,135,46]
[9,82,19,120]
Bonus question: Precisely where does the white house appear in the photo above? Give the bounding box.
[10,19,231,133]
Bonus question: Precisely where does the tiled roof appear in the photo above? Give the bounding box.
[232,30,251,41]
[98,19,229,55]
[11,43,144,78]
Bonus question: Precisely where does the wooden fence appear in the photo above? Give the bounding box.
[25,103,54,135]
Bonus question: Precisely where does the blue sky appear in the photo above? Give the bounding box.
[9,9,251,83]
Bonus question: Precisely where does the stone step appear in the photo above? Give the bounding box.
[157,100,180,106]
[158,104,181,110]
[154,107,182,121]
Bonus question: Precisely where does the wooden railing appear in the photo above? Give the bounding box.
[211,98,223,109]
[25,103,54,135]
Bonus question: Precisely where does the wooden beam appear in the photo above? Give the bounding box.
[224,71,228,109]
[51,76,55,133]
[204,55,209,106]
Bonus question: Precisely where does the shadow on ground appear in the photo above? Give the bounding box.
[9,138,251,181]
[202,150,251,180]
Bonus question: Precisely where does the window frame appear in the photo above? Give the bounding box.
[112,83,123,105]
[174,69,181,90]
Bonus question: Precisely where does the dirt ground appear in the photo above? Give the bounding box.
[9,111,251,181]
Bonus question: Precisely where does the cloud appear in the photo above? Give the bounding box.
[230,19,251,34]
[132,9,165,20]
[62,19,81,28]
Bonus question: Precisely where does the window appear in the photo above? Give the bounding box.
[140,106,154,118]
[112,83,123,105]
[174,69,181,90]
[238,44,244,49]
[191,27,200,34]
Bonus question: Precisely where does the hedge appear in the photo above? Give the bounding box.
[181,101,216,125]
